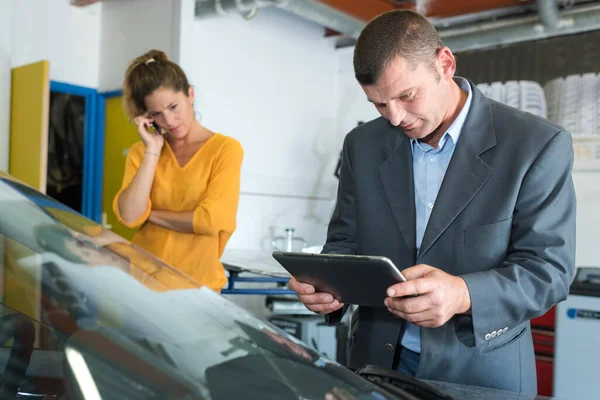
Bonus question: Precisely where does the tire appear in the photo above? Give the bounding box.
[545,73,600,136]
[477,80,547,119]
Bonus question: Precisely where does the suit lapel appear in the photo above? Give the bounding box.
[379,132,417,262]
[418,83,497,259]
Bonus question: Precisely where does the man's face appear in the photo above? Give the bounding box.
[361,52,453,141]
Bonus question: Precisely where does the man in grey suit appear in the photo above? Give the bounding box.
[289,9,576,395]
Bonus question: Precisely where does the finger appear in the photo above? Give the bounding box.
[387,277,435,298]
[306,300,343,314]
[402,264,437,280]
[288,276,315,295]
[385,294,431,314]
[299,292,335,305]
[135,117,155,134]
[134,116,150,126]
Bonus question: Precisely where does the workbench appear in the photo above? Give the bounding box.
[221,249,295,295]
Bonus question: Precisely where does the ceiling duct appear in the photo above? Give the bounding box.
[195,0,600,52]
[195,0,279,19]
[440,1,600,52]
[273,0,365,38]
[537,0,562,28]
[195,0,364,34]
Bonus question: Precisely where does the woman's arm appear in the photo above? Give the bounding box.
[148,210,194,233]
[148,139,244,236]
[117,151,160,224]
[114,116,165,227]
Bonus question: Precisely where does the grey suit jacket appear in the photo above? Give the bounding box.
[323,81,576,394]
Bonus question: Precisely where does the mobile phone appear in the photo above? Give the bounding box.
[147,122,164,135]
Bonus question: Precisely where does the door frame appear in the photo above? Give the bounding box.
[49,81,99,222]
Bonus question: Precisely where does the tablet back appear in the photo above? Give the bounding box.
[272,252,406,307]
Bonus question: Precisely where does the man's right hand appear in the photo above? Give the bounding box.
[288,276,344,314]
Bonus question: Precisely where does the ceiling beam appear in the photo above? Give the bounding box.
[316,0,408,22]
[317,0,537,22]
[440,2,600,52]
[415,0,535,17]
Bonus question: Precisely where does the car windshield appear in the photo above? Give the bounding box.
[0,173,400,400]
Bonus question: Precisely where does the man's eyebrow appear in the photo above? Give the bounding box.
[396,86,417,97]
[366,86,417,104]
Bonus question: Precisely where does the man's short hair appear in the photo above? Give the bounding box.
[354,10,443,85]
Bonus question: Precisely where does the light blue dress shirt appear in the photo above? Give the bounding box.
[399,77,473,355]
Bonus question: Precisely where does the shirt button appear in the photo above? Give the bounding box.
[385,343,395,352]
[427,202,434,209]
[430,157,436,162]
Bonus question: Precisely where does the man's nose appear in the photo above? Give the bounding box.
[388,102,407,127]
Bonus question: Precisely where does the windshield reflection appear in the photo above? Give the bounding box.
[0,174,398,400]
[33,221,200,292]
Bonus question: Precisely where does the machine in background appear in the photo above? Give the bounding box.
[553,266,600,399]
[268,313,348,365]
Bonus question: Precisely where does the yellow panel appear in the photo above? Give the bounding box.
[44,206,103,235]
[103,96,139,241]
[9,61,49,193]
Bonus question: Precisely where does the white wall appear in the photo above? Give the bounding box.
[10,0,102,88]
[0,0,103,172]
[191,7,342,251]
[334,47,379,142]
[99,0,187,91]
[0,1,14,173]
[176,0,197,81]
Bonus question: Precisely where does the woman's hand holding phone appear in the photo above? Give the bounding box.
[134,115,164,154]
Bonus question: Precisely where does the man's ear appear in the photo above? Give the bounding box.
[436,47,456,79]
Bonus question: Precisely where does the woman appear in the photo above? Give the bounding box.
[113,49,243,293]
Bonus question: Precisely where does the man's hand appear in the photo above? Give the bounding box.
[262,329,314,361]
[384,264,471,328]
[288,276,344,315]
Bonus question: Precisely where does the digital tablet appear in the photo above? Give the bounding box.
[272,251,407,307]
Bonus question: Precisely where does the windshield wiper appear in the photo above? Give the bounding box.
[354,365,454,400]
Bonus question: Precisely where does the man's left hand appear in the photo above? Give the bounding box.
[384,264,471,328]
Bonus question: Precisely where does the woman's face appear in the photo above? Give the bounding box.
[144,86,195,140]
[64,237,125,268]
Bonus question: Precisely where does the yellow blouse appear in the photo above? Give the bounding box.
[113,133,243,292]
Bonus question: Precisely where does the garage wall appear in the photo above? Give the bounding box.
[10,0,102,88]
[0,0,103,173]
[190,7,342,251]
[98,0,191,92]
